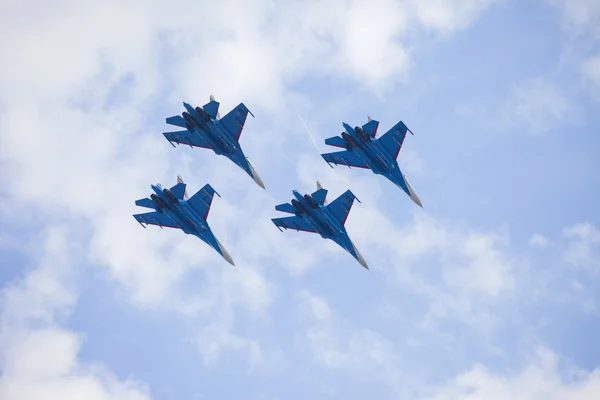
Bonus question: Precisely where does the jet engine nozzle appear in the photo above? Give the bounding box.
[163,188,179,203]
[304,194,319,209]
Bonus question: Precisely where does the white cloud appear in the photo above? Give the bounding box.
[0,0,513,375]
[409,0,501,35]
[0,227,151,400]
[0,0,503,311]
[414,347,600,400]
[507,79,573,135]
[549,0,600,37]
[548,0,600,99]
[530,233,549,248]
[297,290,402,386]
[563,222,600,275]
[196,324,263,367]
[582,55,600,96]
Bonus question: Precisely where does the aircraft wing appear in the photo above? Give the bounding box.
[219,102,254,142]
[134,211,181,229]
[272,216,318,233]
[187,184,219,220]
[377,121,409,159]
[163,131,211,149]
[321,150,369,169]
[326,190,359,226]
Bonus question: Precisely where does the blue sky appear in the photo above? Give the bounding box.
[1,0,599,399]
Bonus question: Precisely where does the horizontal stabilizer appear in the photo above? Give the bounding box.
[166,115,187,128]
[327,190,359,226]
[202,99,220,120]
[362,119,380,138]
[135,197,155,209]
[324,135,346,149]
[187,184,220,221]
[275,202,296,214]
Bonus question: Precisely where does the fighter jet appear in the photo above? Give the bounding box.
[272,181,369,270]
[321,117,423,207]
[163,96,266,190]
[133,176,235,266]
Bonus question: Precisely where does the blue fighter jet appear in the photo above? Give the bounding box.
[321,117,423,207]
[133,176,235,266]
[272,181,369,270]
[163,96,266,190]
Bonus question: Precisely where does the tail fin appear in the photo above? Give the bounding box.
[311,181,328,206]
[326,190,360,226]
[202,97,220,120]
[209,95,221,119]
[176,175,188,199]
[362,118,379,138]
[169,177,187,200]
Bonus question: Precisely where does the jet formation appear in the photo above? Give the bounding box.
[133,96,423,269]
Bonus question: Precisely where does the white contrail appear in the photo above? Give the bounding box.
[297,112,321,153]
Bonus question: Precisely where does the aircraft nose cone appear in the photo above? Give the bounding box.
[397,175,423,208]
[246,158,266,190]
[406,180,423,208]
[215,238,236,267]
[349,239,369,270]
[222,251,236,267]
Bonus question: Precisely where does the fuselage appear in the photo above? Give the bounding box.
[150,184,207,236]
[341,122,399,175]
[182,102,238,156]
[290,190,344,239]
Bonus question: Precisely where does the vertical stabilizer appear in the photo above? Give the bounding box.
[210,95,221,119]
[177,175,188,199]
